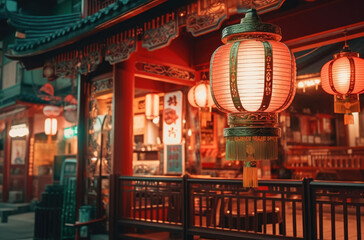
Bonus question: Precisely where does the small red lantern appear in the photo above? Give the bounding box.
[321,45,364,124]
[187,81,215,127]
[43,61,58,81]
[44,118,58,136]
[210,9,296,187]
[43,105,60,137]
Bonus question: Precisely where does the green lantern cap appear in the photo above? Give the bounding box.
[222,8,282,43]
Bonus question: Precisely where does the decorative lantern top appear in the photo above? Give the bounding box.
[222,9,282,43]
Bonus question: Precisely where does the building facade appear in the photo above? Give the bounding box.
[1,0,364,238]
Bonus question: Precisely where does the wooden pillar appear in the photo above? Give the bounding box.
[109,57,135,239]
[76,74,90,212]
[112,58,135,176]
[2,121,11,202]
[25,117,33,202]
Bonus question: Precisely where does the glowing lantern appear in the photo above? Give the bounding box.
[43,61,57,81]
[43,105,60,136]
[44,118,58,135]
[9,124,29,138]
[187,81,215,127]
[210,9,296,187]
[321,45,364,125]
[145,93,160,120]
[43,105,61,117]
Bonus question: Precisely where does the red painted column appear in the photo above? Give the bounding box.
[109,57,135,239]
[3,121,11,202]
[112,57,135,176]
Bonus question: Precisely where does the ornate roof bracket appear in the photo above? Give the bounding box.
[186,0,228,37]
[142,12,179,51]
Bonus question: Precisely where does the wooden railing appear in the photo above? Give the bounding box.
[187,178,305,240]
[112,175,364,240]
[116,175,184,236]
[310,181,364,240]
[286,147,364,170]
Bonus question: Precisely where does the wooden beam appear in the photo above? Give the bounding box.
[285,21,364,52]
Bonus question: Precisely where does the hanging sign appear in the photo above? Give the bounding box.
[164,143,185,175]
[64,126,78,139]
[163,91,183,144]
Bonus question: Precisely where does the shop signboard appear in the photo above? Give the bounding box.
[164,143,185,175]
[163,91,183,144]
[64,126,77,139]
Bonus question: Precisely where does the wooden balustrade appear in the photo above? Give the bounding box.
[111,175,364,239]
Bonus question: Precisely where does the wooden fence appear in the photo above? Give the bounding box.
[111,175,364,240]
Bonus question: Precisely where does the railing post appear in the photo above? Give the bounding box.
[303,178,315,240]
[109,174,119,240]
[183,174,193,240]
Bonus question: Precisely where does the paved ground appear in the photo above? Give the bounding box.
[0,211,108,240]
[0,212,34,240]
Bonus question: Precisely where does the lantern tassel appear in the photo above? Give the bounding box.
[225,136,278,161]
[334,94,360,114]
[243,161,258,188]
[344,113,354,125]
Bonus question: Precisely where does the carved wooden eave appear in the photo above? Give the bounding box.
[134,58,196,87]
[6,0,287,72]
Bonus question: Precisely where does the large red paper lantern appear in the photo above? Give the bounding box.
[321,46,364,124]
[210,9,296,187]
[187,81,215,127]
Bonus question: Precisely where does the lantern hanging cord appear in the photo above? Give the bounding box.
[295,47,320,60]
[343,29,349,49]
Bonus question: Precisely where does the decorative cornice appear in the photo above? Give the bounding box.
[105,35,136,64]
[237,0,285,14]
[136,62,195,81]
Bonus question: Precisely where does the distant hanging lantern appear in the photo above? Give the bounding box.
[43,61,58,81]
[321,43,364,125]
[43,105,60,136]
[210,9,296,187]
[187,81,215,127]
[44,118,58,135]
[63,94,78,123]
[145,93,160,120]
